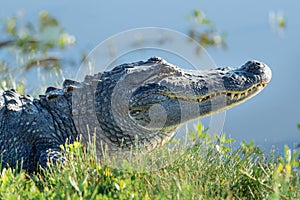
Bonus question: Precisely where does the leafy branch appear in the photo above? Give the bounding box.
[187,10,226,54]
[0,11,75,70]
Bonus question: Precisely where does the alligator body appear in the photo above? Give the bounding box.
[0,57,272,171]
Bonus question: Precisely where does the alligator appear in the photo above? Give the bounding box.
[0,57,272,171]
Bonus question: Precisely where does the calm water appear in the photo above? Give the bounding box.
[1,1,300,152]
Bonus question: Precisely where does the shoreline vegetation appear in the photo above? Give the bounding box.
[0,123,299,199]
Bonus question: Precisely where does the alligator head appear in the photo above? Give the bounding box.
[128,58,271,129]
[76,57,271,153]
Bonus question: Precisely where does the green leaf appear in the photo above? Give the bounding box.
[69,176,80,192]
[5,16,17,36]
[196,122,202,134]
[225,138,235,144]
[202,19,212,25]
[284,145,291,163]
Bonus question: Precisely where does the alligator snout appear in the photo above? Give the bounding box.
[242,60,272,83]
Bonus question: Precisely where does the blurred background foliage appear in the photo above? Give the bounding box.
[0,11,78,92]
[187,9,226,54]
[0,11,75,70]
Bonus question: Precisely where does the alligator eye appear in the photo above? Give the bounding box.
[7,99,18,105]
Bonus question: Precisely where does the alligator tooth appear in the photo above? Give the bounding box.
[231,93,235,100]
[237,93,241,99]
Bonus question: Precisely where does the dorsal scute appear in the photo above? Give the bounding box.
[45,88,64,101]
[44,79,83,101]
[63,79,83,93]
[83,72,102,83]
[45,87,58,93]
[63,79,82,88]
[80,72,103,90]
[146,56,165,64]
[1,89,36,113]
[2,89,23,111]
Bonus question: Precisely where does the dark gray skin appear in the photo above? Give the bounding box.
[0,57,272,171]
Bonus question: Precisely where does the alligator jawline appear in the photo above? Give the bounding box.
[160,82,268,104]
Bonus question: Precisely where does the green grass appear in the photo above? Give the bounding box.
[0,123,299,200]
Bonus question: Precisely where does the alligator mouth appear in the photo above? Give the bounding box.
[158,81,268,104]
[222,82,267,102]
[129,81,268,129]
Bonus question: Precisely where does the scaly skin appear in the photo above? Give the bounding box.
[0,57,272,171]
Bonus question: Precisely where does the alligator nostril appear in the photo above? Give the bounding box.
[245,60,264,71]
